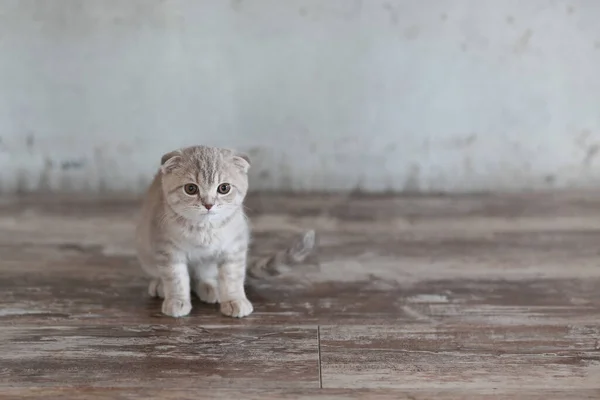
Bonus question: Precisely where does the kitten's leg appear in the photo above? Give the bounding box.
[218,255,253,318]
[190,262,220,304]
[148,278,164,298]
[159,262,192,317]
[139,261,164,298]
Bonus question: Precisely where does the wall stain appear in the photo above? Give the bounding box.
[93,146,108,192]
[16,169,28,194]
[382,2,399,25]
[334,152,347,163]
[246,147,264,163]
[440,13,448,22]
[137,175,149,193]
[26,134,35,152]
[403,164,421,193]
[308,0,362,20]
[544,174,556,185]
[36,157,53,193]
[61,159,86,171]
[463,157,473,174]
[584,144,599,167]
[98,177,108,192]
[506,15,515,25]
[278,164,293,191]
[513,29,533,54]
[348,177,368,197]
[231,0,243,12]
[461,42,468,52]
[567,5,575,15]
[35,158,50,192]
[258,170,271,180]
[117,143,132,154]
[595,41,600,50]
[575,129,599,167]
[59,175,75,192]
[298,7,307,17]
[576,129,592,147]
[451,134,477,148]
[404,25,420,40]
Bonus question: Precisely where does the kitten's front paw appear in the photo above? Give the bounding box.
[162,298,192,317]
[220,298,253,318]
[195,283,220,304]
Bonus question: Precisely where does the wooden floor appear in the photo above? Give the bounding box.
[1,192,600,399]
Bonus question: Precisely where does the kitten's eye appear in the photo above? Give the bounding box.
[217,183,231,194]
[183,184,198,195]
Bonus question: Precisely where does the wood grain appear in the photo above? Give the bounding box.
[0,325,318,388]
[2,388,600,400]
[320,324,600,389]
[1,192,600,397]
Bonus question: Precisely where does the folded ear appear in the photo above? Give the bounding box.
[160,150,182,174]
[233,152,250,174]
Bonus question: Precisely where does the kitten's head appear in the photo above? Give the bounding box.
[159,145,250,222]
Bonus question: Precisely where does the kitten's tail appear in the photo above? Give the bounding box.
[247,230,317,278]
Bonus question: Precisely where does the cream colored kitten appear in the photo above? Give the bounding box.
[135,145,315,318]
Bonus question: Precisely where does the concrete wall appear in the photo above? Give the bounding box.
[1,0,600,193]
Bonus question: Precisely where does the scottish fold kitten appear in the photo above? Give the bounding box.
[135,145,315,318]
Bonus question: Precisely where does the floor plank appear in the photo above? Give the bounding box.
[0,325,318,388]
[2,388,600,400]
[320,324,600,389]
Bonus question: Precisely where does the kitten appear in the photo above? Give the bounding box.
[135,145,315,318]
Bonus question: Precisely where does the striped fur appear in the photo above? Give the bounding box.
[248,230,316,278]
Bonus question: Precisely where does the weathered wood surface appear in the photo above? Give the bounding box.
[2,388,600,400]
[1,192,600,398]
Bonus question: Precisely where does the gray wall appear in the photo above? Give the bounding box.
[1,0,600,193]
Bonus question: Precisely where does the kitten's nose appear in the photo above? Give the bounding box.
[203,203,213,210]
